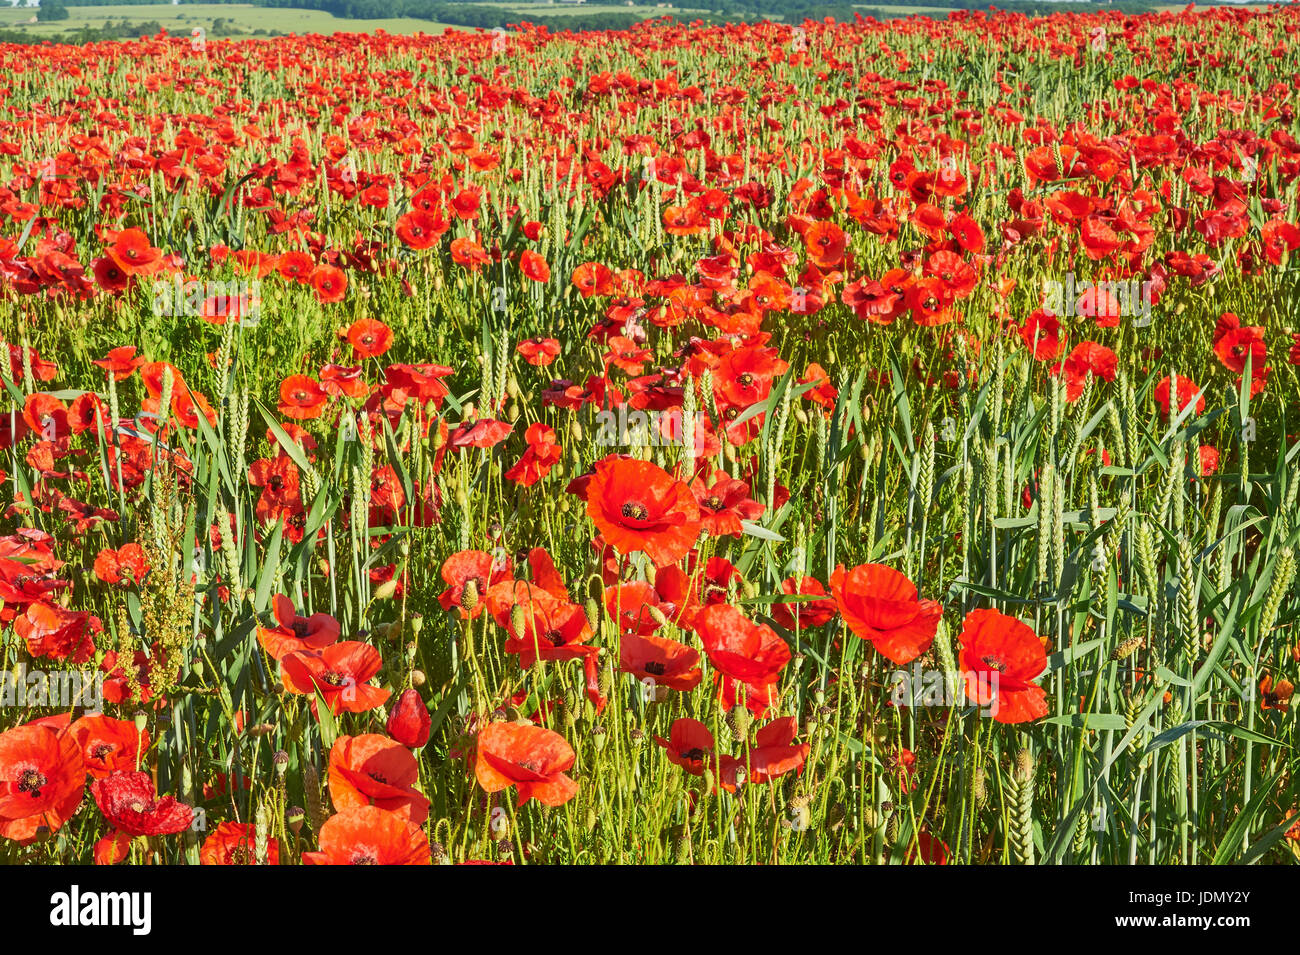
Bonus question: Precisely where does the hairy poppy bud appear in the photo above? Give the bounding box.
[386,687,432,748]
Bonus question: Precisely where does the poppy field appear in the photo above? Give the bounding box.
[0,6,1299,867]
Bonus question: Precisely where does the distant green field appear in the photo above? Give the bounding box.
[0,3,452,38]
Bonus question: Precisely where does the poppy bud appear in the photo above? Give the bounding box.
[386,687,432,748]
[1014,748,1034,784]
[725,705,751,740]
[460,579,480,612]
[509,602,527,637]
[373,578,399,601]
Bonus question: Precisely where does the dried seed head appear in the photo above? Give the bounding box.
[1111,635,1143,661]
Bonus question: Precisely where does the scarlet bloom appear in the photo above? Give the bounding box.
[280,642,391,715]
[1019,309,1062,360]
[745,717,810,784]
[695,604,791,683]
[487,580,595,668]
[1055,341,1118,402]
[329,734,430,824]
[585,456,702,567]
[957,609,1048,725]
[278,375,329,420]
[0,723,86,844]
[519,249,550,282]
[200,821,280,865]
[571,261,614,297]
[257,593,340,662]
[804,220,847,268]
[309,264,347,303]
[829,563,942,665]
[70,715,148,779]
[386,688,432,748]
[1212,313,1266,374]
[92,346,146,382]
[347,318,393,359]
[302,806,430,865]
[106,228,163,276]
[504,423,562,487]
[1153,374,1205,418]
[690,468,765,538]
[474,722,579,808]
[770,576,838,630]
[517,337,561,366]
[618,630,702,691]
[655,718,737,785]
[93,543,149,586]
[437,549,512,619]
[91,771,193,836]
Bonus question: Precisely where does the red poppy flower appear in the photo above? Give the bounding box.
[474,722,578,808]
[1154,374,1205,418]
[107,228,163,276]
[690,468,765,538]
[585,456,702,567]
[486,580,595,668]
[0,723,86,844]
[347,318,393,359]
[504,423,562,487]
[571,262,614,297]
[655,718,738,783]
[517,337,561,366]
[1055,341,1118,401]
[770,575,838,630]
[957,608,1048,725]
[829,563,942,665]
[257,594,340,661]
[280,642,391,715]
[395,209,449,250]
[1212,313,1267,374]
[91,771,193,836]
[745,717,810,783]
[438,549,512,619]
[302,805,430,865]
[1019,309,1063,360]
[694,604,792,685]
[386,688,432,748]
[618,630,702,691]
[70,715,147,780]
[804,221,847,268]
[200,821,280,865]
[92,346,146,382]
[329,734,430,824]
[519,249,550,282]
[278,375,329,420]
[93,543,150,586]
[276,251,315,283]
